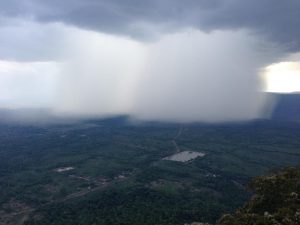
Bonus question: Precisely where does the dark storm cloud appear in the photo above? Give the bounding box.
[0,0,300,49]
[1,0,292,122]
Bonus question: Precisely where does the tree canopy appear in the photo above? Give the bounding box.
[218,167,300,225]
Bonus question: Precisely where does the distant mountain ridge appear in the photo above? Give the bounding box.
[271,93,300,121]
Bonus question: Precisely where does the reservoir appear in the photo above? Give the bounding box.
[163,151,205,162]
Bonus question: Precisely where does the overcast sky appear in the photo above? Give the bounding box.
[0,0,300,122]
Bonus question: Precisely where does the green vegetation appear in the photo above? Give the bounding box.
[0,119,299,224]
[218,167,300,225]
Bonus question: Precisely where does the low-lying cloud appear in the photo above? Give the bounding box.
[132,29,280,122]
[40,26,283,122]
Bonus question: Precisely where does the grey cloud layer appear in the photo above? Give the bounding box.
[1,0,300,49]
[0,0,297,122]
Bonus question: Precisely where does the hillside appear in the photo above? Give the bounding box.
[218,167,300,225]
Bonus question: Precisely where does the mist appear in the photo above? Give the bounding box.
[0,22,286,123]
[53,28,146,117]
[48,28,281,122]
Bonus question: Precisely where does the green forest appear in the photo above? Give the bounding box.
[0,119,300,225]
